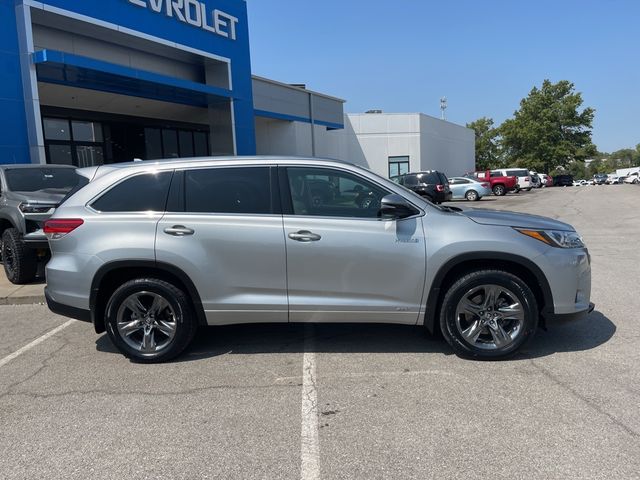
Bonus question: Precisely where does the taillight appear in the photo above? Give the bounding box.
[436,184,444,192]
[44,219,84,239]
[525,176,530,181]
[481,183,490,188]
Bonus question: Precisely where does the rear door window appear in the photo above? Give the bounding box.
[403,175,418,187]
[91,171,173,212]
[184,167,272,214]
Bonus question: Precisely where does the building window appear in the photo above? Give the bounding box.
[389,156,410,178]
[43,117,105,168]
[145,128,209,160]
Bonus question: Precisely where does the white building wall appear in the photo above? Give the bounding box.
[255,112,476,180]
[255,117,314,156]
[419,115,475,176]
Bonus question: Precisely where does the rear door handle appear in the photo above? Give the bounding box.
[163,225,194,236]
[288,230,322,242]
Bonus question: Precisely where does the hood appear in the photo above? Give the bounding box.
[460,208,574,231]
[8,189,69,206]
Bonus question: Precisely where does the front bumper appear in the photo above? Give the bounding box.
[543,302,595,324]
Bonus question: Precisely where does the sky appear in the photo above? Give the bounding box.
[245,0,639,153]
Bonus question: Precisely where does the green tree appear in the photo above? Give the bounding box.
[499,80,595,173]
[466,117,500,170]
[565,161,587,179]
[609,148,636,168]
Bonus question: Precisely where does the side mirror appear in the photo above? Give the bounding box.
[379,194,419,220]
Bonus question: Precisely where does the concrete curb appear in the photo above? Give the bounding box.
[0,295,46,306]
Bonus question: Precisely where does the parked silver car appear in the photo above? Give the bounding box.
[44,157,594,362]
[447,177,492,201]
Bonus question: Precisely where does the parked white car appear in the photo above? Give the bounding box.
[623,172,639,184]
[491,168,532,191]
[606,176,620,184]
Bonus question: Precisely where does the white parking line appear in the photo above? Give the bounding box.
[0,319,74,368]
[301,332,320,480]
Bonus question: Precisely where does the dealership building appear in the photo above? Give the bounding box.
[1,0,474,177]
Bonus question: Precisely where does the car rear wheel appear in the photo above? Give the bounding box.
[105,278,198,363]
[465,190,479,201]
[439,270,538,360]
[492,185,506,196]
[1,228,37,284]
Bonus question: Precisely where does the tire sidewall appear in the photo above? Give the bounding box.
[105,279,193,362]
[493,185,505,196]
[2,228,37,284]
[465,190,478,201]
[440,271,538,360]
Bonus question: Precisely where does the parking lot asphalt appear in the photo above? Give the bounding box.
[1,185,639,479]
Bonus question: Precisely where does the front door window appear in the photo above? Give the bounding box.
[285,167,389,218]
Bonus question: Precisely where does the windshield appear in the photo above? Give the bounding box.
[5,168,80,193]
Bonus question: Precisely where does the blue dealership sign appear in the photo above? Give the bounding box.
[0,0,255,164]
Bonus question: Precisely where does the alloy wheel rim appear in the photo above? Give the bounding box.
[454,284,524,350]
[116,291,177,354]
[467,191,477,201]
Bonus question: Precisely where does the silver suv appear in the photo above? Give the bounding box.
[44,157,594,362]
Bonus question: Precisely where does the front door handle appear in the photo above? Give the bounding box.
[164,225,195,236]
[288,230,322,242]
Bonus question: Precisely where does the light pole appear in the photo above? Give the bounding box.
[440,97,447,120]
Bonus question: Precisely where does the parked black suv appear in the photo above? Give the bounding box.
[390,171,452,203]
[553,174,574,187]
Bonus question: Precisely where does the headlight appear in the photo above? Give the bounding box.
[19,203,55,214]
[515,228,585,248]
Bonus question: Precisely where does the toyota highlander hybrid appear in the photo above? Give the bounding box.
[43,157,594,362]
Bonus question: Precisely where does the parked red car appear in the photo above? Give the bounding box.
[466,170,518,196]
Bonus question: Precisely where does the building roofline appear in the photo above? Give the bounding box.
[251,75,345,103]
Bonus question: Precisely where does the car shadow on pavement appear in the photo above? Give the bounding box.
[517,310,615,360]
[95,310,615,362]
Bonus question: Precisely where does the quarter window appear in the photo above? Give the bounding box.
[91,171,173,212]
[286,167,389,218]
[185,167,272,214]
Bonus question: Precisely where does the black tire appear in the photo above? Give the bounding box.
[439,270,538,360]
[526,187,532,192]
[492,184,506,196]
[2,228,37,284]
[105,278,198,363]
[465,190,479,201]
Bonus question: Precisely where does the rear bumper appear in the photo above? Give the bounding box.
[45,287,91,323]
[23,230,49,250]
[543,302,595,324]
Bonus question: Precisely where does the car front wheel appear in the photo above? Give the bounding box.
[439,270,538,360]
[105,278,198,363]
